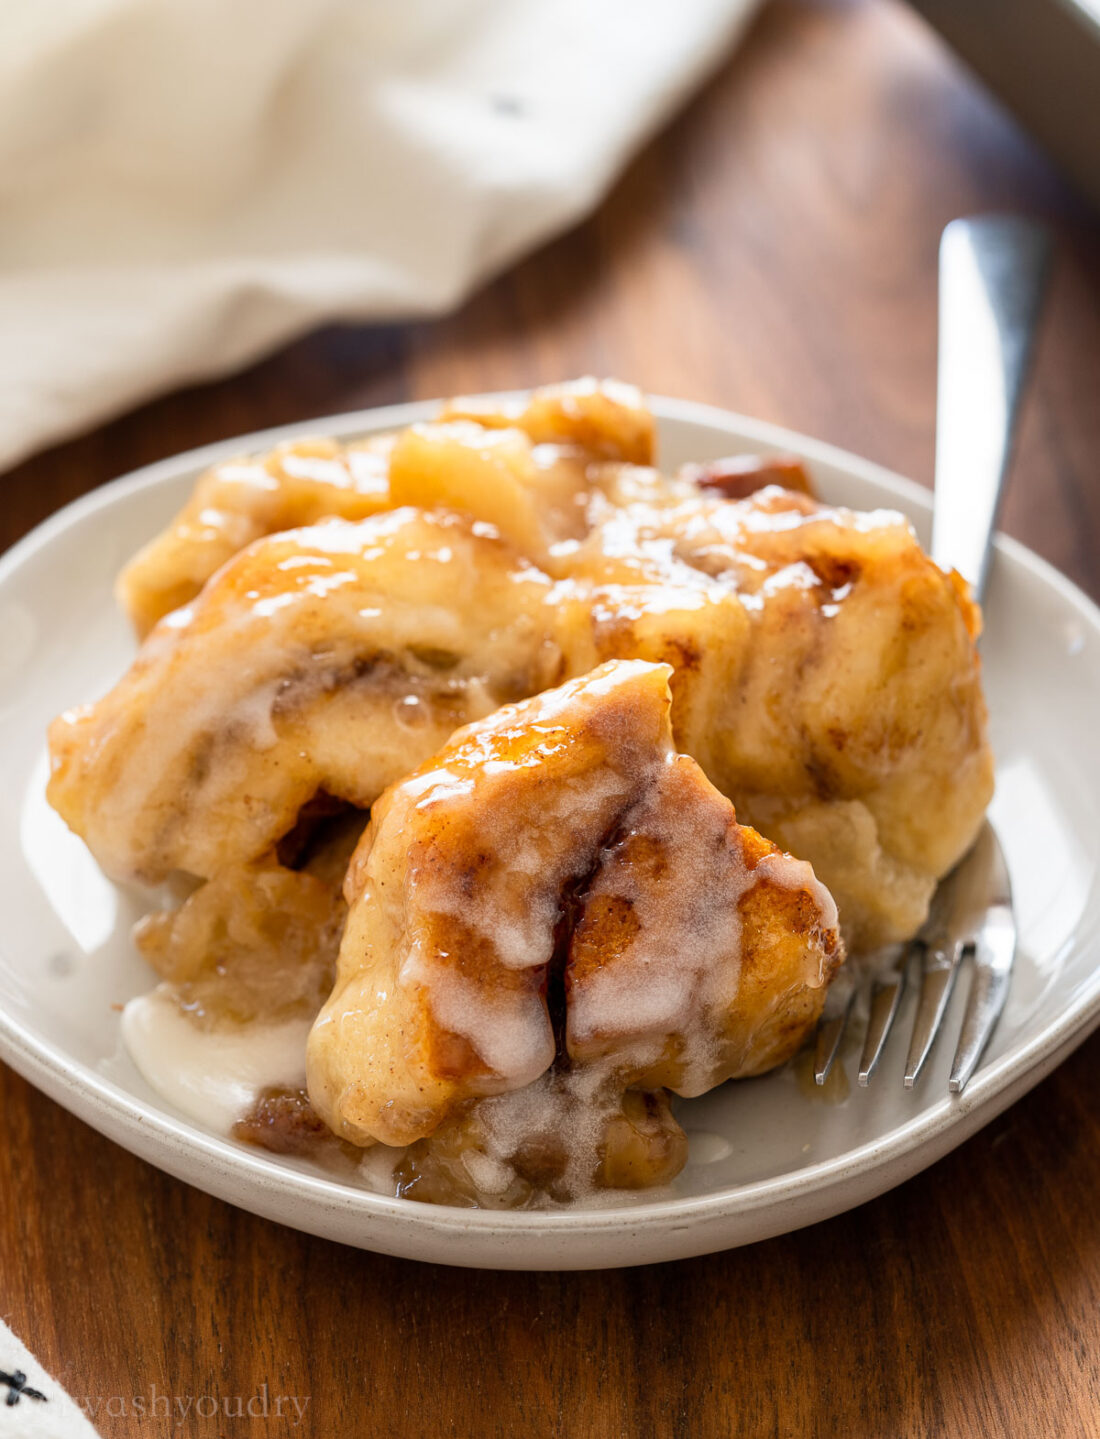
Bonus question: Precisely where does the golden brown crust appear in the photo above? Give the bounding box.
[49,509,561,884]
[117,436,396,638]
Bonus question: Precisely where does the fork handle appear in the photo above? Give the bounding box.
[932,216,1051,603]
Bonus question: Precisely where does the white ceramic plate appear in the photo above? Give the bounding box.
[2,396,1099,1271]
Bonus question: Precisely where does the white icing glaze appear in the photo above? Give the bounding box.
[756,849,840,939]
[122,987,406,1197]
[401,941,555,1087]
[453,1065,630,1201]
[685,1131,733,1164]
[122,987,311,1133]
[568,760,746,1088]
[407,767,628,974]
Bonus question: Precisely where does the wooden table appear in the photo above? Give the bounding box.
[3,1,1099,1433]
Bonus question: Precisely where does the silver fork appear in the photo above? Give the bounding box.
[814,214,1051,1094]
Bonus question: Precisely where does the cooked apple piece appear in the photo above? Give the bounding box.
[117,378,653,635]
[387,421,591,560]
[134,808,365,1028]
[440,376,656,465]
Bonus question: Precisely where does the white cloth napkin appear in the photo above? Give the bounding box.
[0,1319,99,1437]
[0,0,757,473]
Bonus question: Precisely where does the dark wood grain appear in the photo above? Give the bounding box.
[2,1,1099,1435]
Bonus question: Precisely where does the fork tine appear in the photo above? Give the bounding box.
[903,940,964,1088]
[948,836,1016,1093]
[814,820,1014,1094]
[814,987,854,1085]
[857,960,908,1086]
[948,956,1010,1094]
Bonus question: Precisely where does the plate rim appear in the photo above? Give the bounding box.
[4,392,1100,1264]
